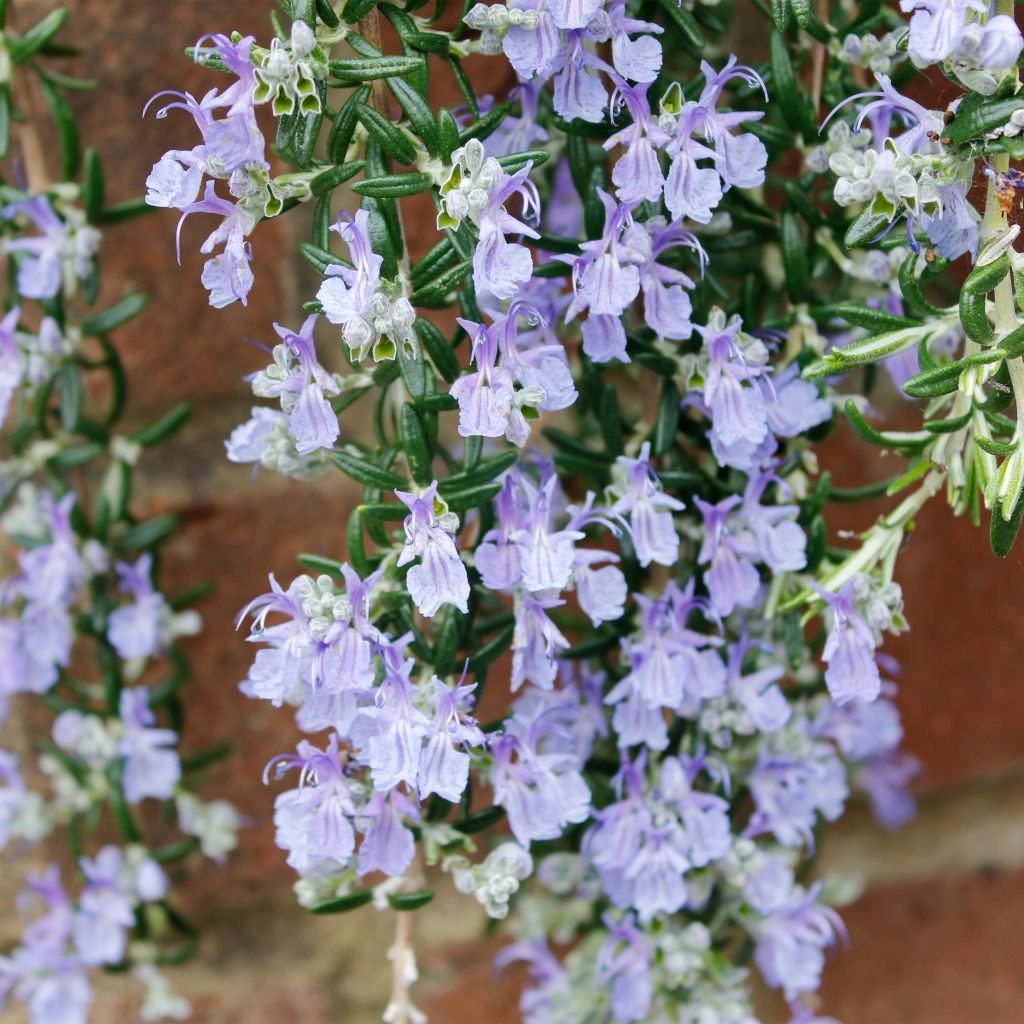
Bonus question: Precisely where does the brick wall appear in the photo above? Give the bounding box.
[3,2,1024,1022]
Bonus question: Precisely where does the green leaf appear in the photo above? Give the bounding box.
[358,502,407,521]
[771,0,791,30]
[999,323,1024,359]
[56,363,82,432]
[400,404,433,485]
[310,160,364,195]
[83,148,104,223]
[39,78,80,181]
[898,252,947,316]
[310,891,374,914]
[944,95,1024,148]
[316,0,342,26]
[844,399,930,451]
[114,513,179,553]
[410,237,456,288]
[551,113,615,139]
[496,149,549,174]
[398,347,430,403]
[805,324,933,378]
[0,86,9,159]
[818,303,919,333]
[9,8,67,63]
[327,85,370,164]
[409,259,472,307]
[458,101,514,145]
[976,435,1018,458]
[96,197,156,224]
[415,318,462,383]
[769,30,807,137]
[432,605,460,675]
[300,242,342,275]
[652,379,679,456]
[963,252,1010,295]
[453,805,505,833]
[388,77,440,156]
[351,172,433,199]
[438,107,460,163]
[297,553,345,576]
[442,481,502,512]
[902,349,1005,398]
[991,490,1024,557]
[844,207,891,249]
[358,103,417,165]
[81,293,148,335]
[439,451,517,494]
[330,450,407,490]
[959,288,994,344]
[387,891,435,911]
[467,622,514,673]
[129,402,191,447]
[780,211,809,303]
[328,56,424,81]
[653,0,704,54]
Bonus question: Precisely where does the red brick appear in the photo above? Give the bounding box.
[821,868,1024,1022]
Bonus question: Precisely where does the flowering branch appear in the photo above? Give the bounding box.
[144,0,1024,1020]
[0,5,241,1021]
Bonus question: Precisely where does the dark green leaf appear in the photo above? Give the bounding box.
[9,8,67,63]
[944,95,1024,147]
[843,399,929,451]
[316,0,342,26]
[439,451,517,494]
[409,259,472,307]
[330,450,407,490]
[387,891,435,911]
[81,293,148,336]
[991,492,1024,557]
[83,148,104,223]
[39,78,80,181]
[844,207,890,249]
[496,149,549,174]
[114,514,179,553]
[310,891,374,914]
[769,30,806,137]
[328,56,424,81]
[400,404,433,485]
[817,302,919,333]
[129,402,190,447]
[327,85,370,163]
[297,553,345,576]
[359,102,417,159]
[963,253,1010,295]
[780,211,809,303]
[351,172,433,198]
[453,805,505,833]
[438,107,460,163]
[56,363,82,432]
[310,160,364,195]
[442,481,502,512]
[415,318,462,382]
[388,76,440,156]
[959,288,994,343]
[653,0,704,55]
[652,379,679,456]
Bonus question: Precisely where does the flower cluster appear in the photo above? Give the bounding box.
[150,0,1024,1020]
[1,11,240,1022]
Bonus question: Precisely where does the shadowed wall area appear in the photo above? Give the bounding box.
[2,2,1024,1021]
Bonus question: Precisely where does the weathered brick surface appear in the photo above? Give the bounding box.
[821,867,1024,1022]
